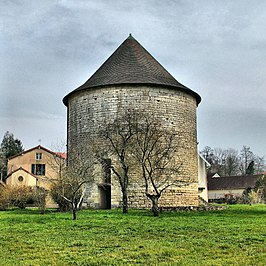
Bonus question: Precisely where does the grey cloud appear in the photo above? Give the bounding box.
[1,0,265,157]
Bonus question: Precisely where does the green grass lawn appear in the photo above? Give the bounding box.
[0,205,265,266]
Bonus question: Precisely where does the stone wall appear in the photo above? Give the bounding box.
[67,84,199,207]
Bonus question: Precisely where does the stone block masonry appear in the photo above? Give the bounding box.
[68,85,199,208]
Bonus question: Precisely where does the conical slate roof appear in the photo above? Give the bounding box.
[63,34,201,105]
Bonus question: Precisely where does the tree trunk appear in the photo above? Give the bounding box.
[72,201,77,220]
[147,194,160,217]
[122,190,128,213]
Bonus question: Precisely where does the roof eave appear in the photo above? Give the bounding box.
[63,83,201,106]
[6,167,38,180]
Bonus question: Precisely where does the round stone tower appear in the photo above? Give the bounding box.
[63,34,201,209]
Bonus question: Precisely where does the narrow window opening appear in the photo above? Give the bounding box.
[36,153,42,160]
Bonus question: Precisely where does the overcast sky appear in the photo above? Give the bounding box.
[1,0,266,157]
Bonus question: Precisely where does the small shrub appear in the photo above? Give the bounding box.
[10,186,33,209]
[32,187,47,214]
[240,187,252,204]
[209,198,226,204]
[0,186,9,210]
[0,185,47,211]
[254,175,266,203]
[50,182,72,212]
[248,191,260,204]
[224,193,240,205]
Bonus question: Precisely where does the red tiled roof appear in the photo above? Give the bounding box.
[63,34,201,106]
[8,145,67,160]
[54,152,67,159]
[207,175,262,190]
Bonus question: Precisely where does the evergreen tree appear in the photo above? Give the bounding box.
[246,161,255,175]
[0,131,24,181]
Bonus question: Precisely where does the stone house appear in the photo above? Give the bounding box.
[63,34,202,209]
[207,174,263,201]
[6,145,66,205]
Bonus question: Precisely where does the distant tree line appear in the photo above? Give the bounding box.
[200,145,265,177]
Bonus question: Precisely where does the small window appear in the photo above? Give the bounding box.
[18,176,24,182]
[36,153,42,160]
[31,164,45,176]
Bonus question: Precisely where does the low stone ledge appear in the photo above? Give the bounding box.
[159,205,227,212]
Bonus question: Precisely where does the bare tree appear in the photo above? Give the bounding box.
[49,141,67,181]
[98,111,138,213]
[200,146,214,165]
[223,149,240,176]
[212,147,240,176]
[51,144,96,220]
[201,145,265,176]
[254,156,265,174]
[209,148,227,176]
[239,146,255,175]
[131,113,185,217]
[99,110,191,216]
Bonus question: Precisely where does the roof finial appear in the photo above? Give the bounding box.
[128,33,134,40]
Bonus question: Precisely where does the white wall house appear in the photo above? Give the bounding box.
[198,154,210,202]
